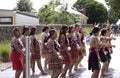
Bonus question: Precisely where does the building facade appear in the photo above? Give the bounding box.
[0,9,39,25]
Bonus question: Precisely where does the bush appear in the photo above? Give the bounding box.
[83,26,93,36]
[0,42,11,62]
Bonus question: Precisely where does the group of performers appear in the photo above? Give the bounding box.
[10,24,86,78]
[10,24,115,78]
[88,25,116,78]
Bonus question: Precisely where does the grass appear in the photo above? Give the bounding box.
[0,42,11,62]
[83,26,93,36]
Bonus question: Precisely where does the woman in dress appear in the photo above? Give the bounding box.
[67,26,78,76]
[30,27,46,75]
[10,27,25,78]
[20,26,29,78]
[79,26,86,67]
[74,24,83,70]
[41,26,49,70]
[58,25,71,78]
[47,29,63,78]
[88,27,101,78]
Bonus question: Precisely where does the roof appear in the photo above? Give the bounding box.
[67,8,88,19]
[16,11,39,18]
[0,9,39,18]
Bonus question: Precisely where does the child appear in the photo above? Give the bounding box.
[99,29,109,78]
[41,26,49,70]
[20,26,29,78]
[10,27,25,78]
[47,29,63,78]
[30,27,46,75]
[67,26,78,76]
[74,24,83,70]
[58,25,71,78]
[88,27,101,78]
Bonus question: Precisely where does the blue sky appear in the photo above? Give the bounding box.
[0,0,108,12]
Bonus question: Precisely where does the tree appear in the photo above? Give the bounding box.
[73,0,108,24]
[17,0,34,12]
[105,0,120,22]
[37,0,80,24]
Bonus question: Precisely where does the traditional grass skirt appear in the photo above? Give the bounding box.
[69,46,78,61]
[105,47,111,63]
[31,49,41,61]
[10,50,23,70]
[99,48,107,63]
[88,48,100,71]
[78,49,82,56]
[60,50,70,64]
[41,46,48,58]
[48,53,63,71]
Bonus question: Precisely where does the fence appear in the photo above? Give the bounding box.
[0,24,93,42]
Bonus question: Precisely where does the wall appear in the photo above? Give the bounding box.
[16,13,39,25]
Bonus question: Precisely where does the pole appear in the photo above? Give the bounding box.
[25,36,30,78]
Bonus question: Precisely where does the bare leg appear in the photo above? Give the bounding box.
[68,60,75,76]
[31,60,35,75]
[15,70,22,78]
[23,64,26,78]
[60,63,69,78]
[51,70,61,78]
[44,58,48,70]
[75,56,83,70]
[36,59,46,74]
[91,69,100,78]
[100,61,108,78]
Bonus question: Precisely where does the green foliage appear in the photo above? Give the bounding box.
[83,26,93,36]
[0,42,11,62]
[17,0,34,12]
[108,9,117,23]
[37,0,80,24]
[74,0,108,24]
[105,0,120,22]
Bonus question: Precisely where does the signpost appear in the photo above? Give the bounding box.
[25,36,30,78]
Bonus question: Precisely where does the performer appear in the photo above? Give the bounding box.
[41,26,49,70]
[88,27,101,78]
[105,28,115,73]
[10,27,25,78]
[58,25,71,78]
[30,27,46,75]
[74,24,83,70]
[47,29,63,78]
[99,29,109,78]
[67,26,78,76]
[20,26,29,78]
[79,26,86,67]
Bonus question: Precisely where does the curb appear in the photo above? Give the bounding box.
[0,63,12,72]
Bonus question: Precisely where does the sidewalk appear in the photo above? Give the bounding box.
[0,62,11,71]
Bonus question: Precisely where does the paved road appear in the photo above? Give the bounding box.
[0,36,120,78]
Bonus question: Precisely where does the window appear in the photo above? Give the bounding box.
[0,17,13,24]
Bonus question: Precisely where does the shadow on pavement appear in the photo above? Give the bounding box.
[30,73,48,78]
[30,74,41,78]
[106,68,115,78]
[67,67,86,78]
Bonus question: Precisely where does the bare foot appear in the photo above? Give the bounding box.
[79,64,83,67]
[68,72,74,76]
